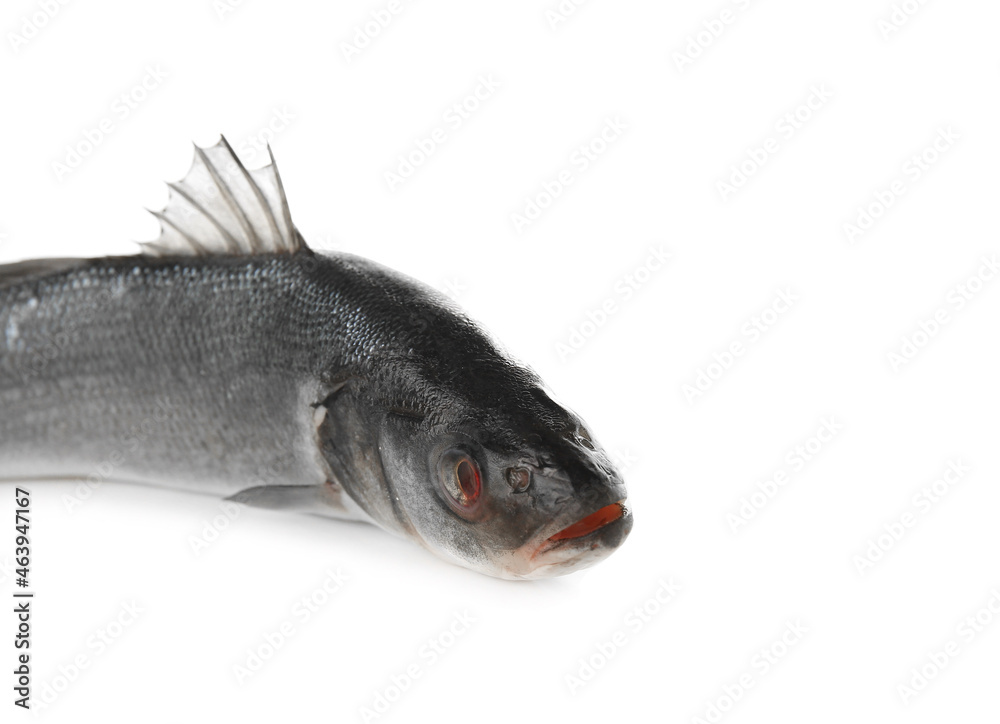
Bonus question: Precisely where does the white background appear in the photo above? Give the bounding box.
[2,0,999,722]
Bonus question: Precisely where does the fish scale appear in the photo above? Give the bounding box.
[1,256,325,495]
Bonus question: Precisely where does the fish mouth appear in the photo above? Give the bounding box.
[531,499,631,561]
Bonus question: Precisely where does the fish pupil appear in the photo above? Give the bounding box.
[455,459,480,502]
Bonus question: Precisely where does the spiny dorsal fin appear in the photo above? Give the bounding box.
[140,137,304,257]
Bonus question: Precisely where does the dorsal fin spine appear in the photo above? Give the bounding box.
[193,145,262,254]
[221,137,284,253]
[267,144,296,249]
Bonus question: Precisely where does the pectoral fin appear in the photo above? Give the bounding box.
[225,481,370,522]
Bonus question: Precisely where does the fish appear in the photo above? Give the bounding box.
[0,138,632,579]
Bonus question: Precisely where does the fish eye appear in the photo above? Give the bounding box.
[505,467,532,493]
[440,450,482,509]
[576,427,596,450]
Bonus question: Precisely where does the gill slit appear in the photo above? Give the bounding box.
[375,443,430,551]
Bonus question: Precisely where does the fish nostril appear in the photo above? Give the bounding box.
[574,427,596,450]
[505,467,532,493]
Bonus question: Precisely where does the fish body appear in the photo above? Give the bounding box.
[0,139,632,579]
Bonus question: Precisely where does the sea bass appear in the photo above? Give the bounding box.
[0,139,632,579]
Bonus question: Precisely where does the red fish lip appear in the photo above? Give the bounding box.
[546,500,627,543]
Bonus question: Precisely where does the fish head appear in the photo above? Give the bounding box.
[314,258,633,579]
[376,385,633,580]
